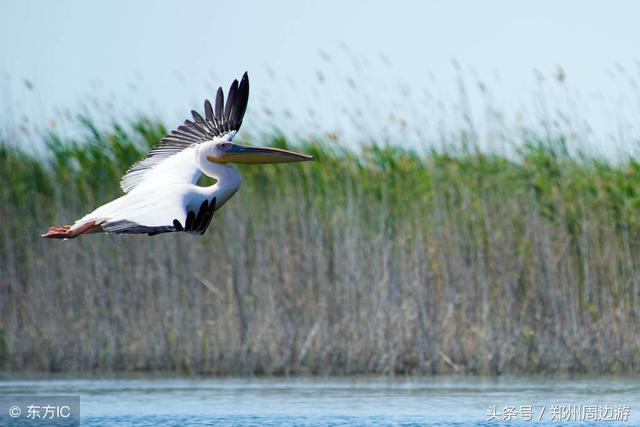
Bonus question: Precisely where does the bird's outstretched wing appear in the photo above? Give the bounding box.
[120,72,250,193]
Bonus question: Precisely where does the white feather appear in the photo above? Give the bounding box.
[120,145,202,193]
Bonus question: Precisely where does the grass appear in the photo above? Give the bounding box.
[1,113,640,376]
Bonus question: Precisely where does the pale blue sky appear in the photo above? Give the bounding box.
[2,0,640,153]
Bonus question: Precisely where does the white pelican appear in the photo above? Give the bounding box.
[42,72,313,239]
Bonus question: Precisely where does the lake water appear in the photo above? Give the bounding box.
[0,376,638,426]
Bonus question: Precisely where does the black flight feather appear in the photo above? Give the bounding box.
[185,211,195,230]
[204,100,216,130]
[200,198,217,234]
[224,80,238,131]
[192,200,208,231]
[215,88,224,123]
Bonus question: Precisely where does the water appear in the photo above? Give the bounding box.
[0,376,638,426]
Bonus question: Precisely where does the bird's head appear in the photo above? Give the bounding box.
[205,138,314,164]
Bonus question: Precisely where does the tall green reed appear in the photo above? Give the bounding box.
[1,113,639,375]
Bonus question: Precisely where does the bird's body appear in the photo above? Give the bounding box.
[73,152,241,235]
[42,73,312,239]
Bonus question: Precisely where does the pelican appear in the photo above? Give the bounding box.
[42,72,313,239]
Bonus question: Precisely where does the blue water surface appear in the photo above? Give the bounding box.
[1,376,637,426]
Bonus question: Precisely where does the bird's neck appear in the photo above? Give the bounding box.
[196,157,242,196]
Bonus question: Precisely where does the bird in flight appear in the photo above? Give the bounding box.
[42,72,313,239]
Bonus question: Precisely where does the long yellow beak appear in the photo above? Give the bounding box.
[209,144,314,164]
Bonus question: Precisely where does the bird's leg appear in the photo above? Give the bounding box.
[41,222,101,239]
[41,225,72,239]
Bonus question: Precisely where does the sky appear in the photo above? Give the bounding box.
[2,0,640,154]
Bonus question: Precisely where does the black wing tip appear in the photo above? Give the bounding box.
[233,72,249,129]
[239,72,249,92]
[172,72,250,143]
[228,70,248,89]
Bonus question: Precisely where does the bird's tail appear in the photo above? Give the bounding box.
[41,221,101,239]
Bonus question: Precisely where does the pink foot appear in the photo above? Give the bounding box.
[41,225,72,239]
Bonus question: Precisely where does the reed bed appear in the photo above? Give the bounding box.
[1,115,639,376]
